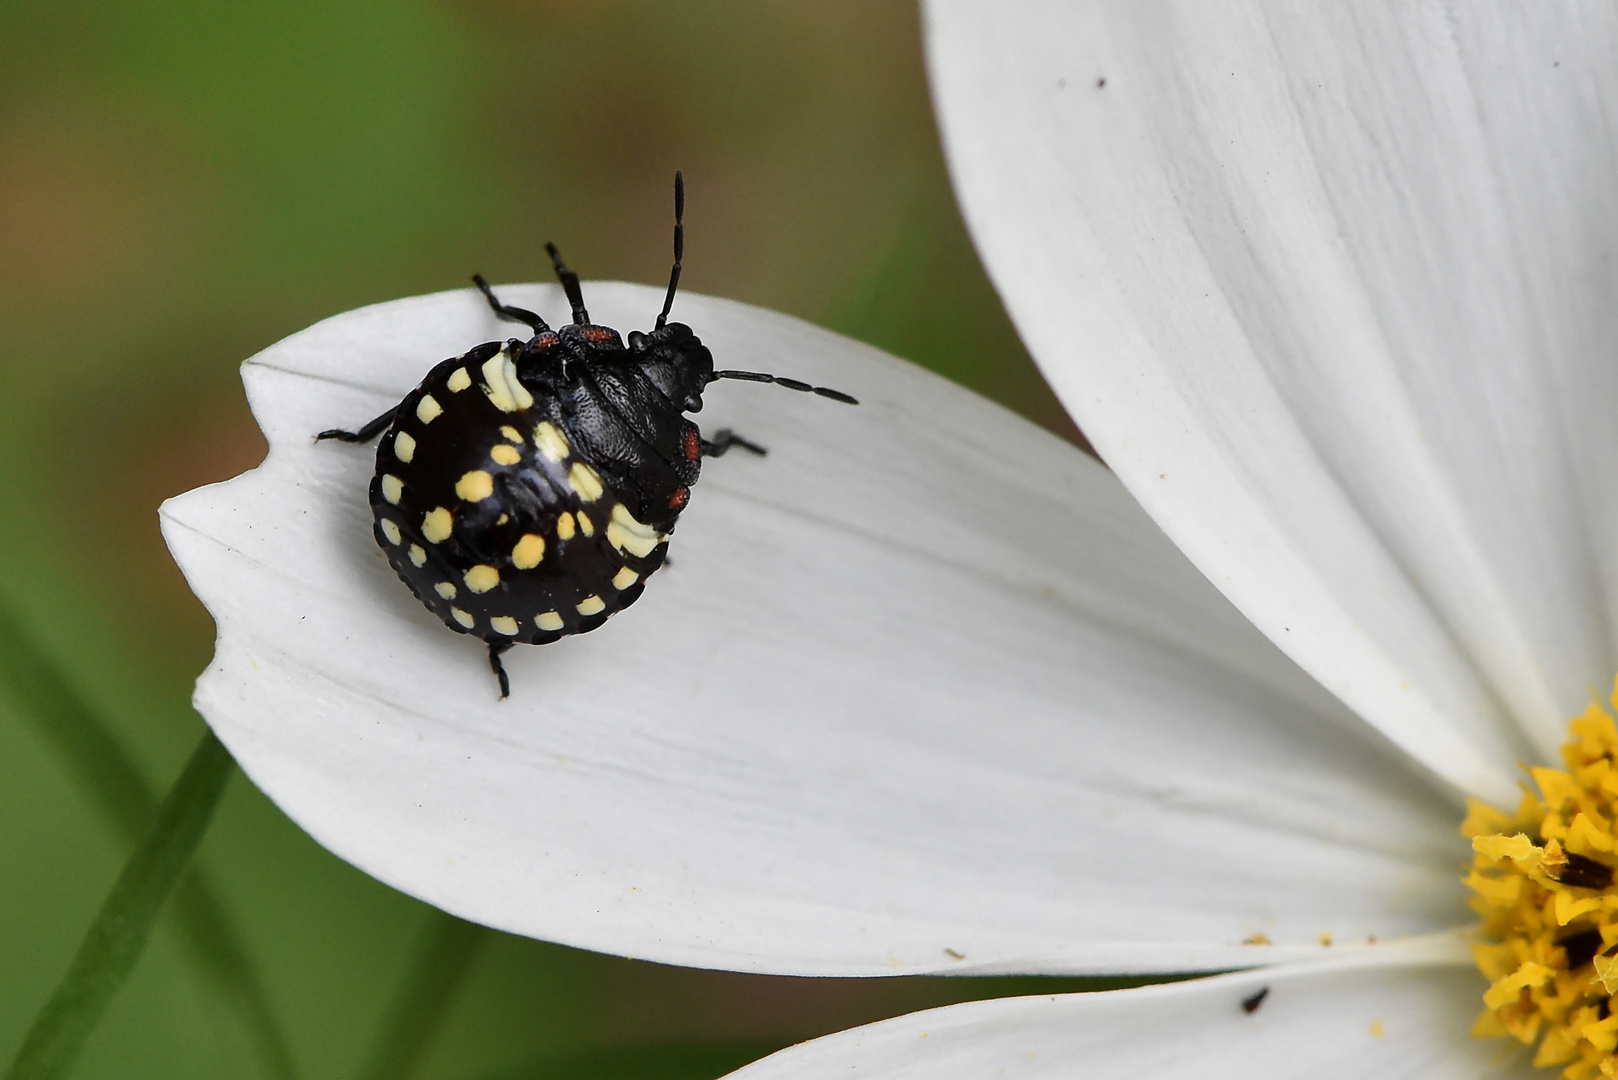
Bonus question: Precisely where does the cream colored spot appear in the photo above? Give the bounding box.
[500,425,523,443]
[421,507,453,543]
[409,544,427,567]
[512,534,545,569]
[379,518,402,545]
[534,421,570,462]
[576,595,605,616]
[393,431,416,463]
[496,513,509,525]
[450,607,475,628]
[435,581,457,599]
[606,503,663,558]
[490,615,519,636]
[380,474,404,505]
[455,470,494,502]
[445,366,472,392]
[416,394,443,424]
[464,564,500,594]
[480,349,535,412]
[490,443,521,466]
[576,510,594,536]
[567,462,604,502]
[536,611,564,632]
[556,512,575,540]
[611,567,639,590]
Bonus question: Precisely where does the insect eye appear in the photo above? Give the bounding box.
[628,331,650,350]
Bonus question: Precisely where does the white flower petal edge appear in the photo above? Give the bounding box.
[930,1,1618,804]
[726,934,1525,1080]
[162,284,1466,976]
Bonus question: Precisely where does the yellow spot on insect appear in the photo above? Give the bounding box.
[416,394,443,424]
[455,470,494,502]
[500,425,523,443]
[464,564,500,593]
[556,512,576,540]
[534,421,570,462]
[512,534,545,569]
[489,615,519,636]
[446,367,472,392]
[536,611,563,632]
[567,462,604,502]
[496,513,509,525]
[490,443,521,466]
[381,474,404,504]
[576,595,605,616]
[606,503,662,558]
[421,507,453,543]
[379,518,402,545]
[611,567,638,590]
[450,607,474,628]
[576,511,594,536]
[409,544,427,567]
[435,581,456,599]
[480,349,534,412]
[394,431,416,463]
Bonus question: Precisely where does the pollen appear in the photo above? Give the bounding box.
[1466,678,1618,1079]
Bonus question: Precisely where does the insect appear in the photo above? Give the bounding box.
[317,174,857,698]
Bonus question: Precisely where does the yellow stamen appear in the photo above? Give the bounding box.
[1466,676,1618,1079]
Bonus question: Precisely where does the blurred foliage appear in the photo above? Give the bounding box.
[0,1,1095,1078]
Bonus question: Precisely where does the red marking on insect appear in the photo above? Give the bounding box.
[683,429,701,461]
[582,326,616,344]
[669,486,689,510]
[532,333,559,350]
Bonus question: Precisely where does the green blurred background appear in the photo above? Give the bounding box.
[0,2,1101,1077]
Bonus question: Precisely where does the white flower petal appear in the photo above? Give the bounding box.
[728,936,1525,1080]
[163,285,1465,976]
[930,2,1618,798]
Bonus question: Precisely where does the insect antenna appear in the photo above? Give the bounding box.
[655,171,685,330]
[710,369,859,405]
[545,242,590,324]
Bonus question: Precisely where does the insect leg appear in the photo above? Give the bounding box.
[316,406,399,444]
[701,429,768,458]
[488,641,513,699]
[544,243,590,325]
[473,274,551,334]
[710,370,858,405]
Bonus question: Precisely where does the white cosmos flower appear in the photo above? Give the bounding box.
[155,0,1615,1075]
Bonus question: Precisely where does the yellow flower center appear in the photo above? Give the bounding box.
[1466,689,1618,1078]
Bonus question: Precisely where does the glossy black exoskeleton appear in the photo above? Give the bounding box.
[317,174,857,697]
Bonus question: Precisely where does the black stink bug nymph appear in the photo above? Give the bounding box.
[316,174,857,698]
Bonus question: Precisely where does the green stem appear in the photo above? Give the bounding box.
[6,729,234,1080]
[354,912,486,1080]
[0,608,296,1079]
